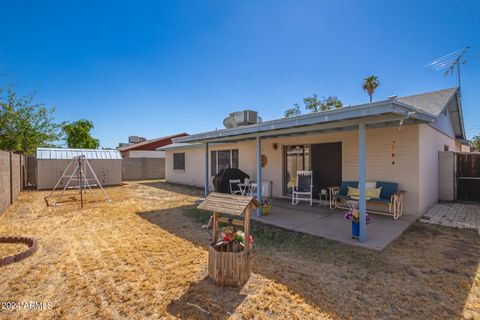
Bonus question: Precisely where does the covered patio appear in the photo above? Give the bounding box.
[252,199,417,251]
[173,99,437,246]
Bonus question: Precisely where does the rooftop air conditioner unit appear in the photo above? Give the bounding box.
[223,110,261,128]
[129,136,146,144]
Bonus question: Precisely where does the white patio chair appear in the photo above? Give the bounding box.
[229,179,242,195]
[247,182,257,197]
[292,171,313,206]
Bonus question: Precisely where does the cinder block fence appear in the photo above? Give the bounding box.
[0,151,24,215]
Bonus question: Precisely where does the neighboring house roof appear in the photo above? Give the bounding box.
[118,133,189,152]
[173,87,465,145]
[37,148,122,160]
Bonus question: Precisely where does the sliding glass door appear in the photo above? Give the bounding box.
[284,145,310,195]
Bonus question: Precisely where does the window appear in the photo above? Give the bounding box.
[173,153,185,170]
[444,145,449,151]
[211,149,239,176]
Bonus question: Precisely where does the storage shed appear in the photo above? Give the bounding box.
[36,148,122,190]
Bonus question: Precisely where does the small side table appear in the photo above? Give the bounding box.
[318,190,328,208]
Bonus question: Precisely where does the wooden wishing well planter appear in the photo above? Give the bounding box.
[197,192,259,286]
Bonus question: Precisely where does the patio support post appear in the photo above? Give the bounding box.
[204,142,209,198]
[256,136,262,217]
[358,123,367,242]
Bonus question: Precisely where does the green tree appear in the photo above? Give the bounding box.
[472,135,480,151]
[284,94,344,116]
[319,95,343,111]
[62,119,100,149]
[362,75,379,103]
[0,85,62,154]
[303,94,322,112]
[284,103,301,118]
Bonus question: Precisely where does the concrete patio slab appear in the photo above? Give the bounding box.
[256,201,332,229]
[295,212,417,251]
[252,199,418,251]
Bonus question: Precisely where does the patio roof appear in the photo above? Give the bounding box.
[173,99,437,144]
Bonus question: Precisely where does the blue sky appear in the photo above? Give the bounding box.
[1,0,479,148]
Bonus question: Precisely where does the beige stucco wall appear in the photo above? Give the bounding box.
[418,124,456,213]
[166,124,424,215]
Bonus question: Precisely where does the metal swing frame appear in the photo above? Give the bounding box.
[44,155,111,208]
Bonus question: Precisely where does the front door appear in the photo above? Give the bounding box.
[311,142,342,196]
[284,145,310,195]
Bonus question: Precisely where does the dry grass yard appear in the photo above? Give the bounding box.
[0,181,479,319]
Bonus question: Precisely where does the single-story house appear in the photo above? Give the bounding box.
[160,87,468,242]
[118,133,188,158]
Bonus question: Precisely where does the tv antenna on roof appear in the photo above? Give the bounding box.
[426,46,478,89]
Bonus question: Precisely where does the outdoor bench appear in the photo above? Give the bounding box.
[328,181,405,219]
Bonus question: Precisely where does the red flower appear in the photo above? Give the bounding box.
[248,235,253,244]
[223,235,233,242]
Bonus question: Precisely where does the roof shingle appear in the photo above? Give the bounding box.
[397,87,458,116]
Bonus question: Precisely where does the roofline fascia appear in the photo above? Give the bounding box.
[174,102,436,144]
[157,143,204,151]
[117,133,189,151]
[433,87,465,140]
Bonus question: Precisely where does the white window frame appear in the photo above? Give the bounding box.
[173,152,186,171]
[211,149,238,176]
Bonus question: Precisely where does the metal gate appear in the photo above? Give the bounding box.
[456,153,480,202]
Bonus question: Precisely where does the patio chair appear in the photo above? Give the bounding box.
[292,171,313,206]
[229,179,242,195]
[246,183,257,197]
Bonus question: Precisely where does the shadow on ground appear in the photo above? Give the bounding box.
[167,276,247,320]
[140,180,203,197]
[138,182,480,319]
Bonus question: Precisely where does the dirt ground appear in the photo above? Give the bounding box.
[0,181,479,320]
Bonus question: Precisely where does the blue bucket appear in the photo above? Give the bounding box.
[351,221,360,239]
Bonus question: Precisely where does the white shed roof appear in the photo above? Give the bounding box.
[36,148,122,160]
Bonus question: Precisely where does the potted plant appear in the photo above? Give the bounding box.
[261,198,272,215]
[344,209,370,239]
[219,225,253,252]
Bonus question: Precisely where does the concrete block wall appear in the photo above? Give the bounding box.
[0,151,23,215]
[122,158,165,181]
[0,151,11,215]
[11,153,21,203]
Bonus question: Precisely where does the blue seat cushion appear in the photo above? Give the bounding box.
[376,182,398,200]
[338,181,358,196]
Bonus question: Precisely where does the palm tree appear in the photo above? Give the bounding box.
[362,76,379,103]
